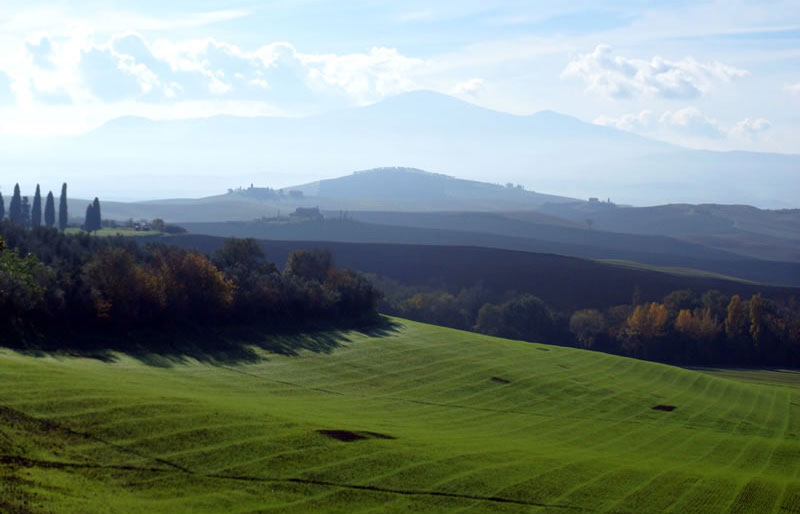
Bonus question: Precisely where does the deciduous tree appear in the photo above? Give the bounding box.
[569,309,605,348]
[725,295,748,340]
[749,293,764,345]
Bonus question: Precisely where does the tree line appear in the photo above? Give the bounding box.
[375,277,799,367]
[0,223,381,349]
[1,183,102,232]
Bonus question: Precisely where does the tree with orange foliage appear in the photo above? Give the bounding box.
[82,248,165,324]
[622,302,668,356]
[725,294,748,340]
[674,307,721,343]
[627,302,668,340]
[151,249,235,321]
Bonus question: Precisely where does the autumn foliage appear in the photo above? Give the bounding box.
[0,223,381,345]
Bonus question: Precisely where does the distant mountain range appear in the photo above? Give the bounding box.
[5,90,799,206]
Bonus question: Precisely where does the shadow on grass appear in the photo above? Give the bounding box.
[8,316,403,367]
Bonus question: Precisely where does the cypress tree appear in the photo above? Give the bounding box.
[0,191,4,220]
[9,183,21,223]
[44,191,55,227]
[20,196,30,226]
[84,203,93,231]
[31,184,42,227]
[92,197,101,231]
[58,183,68,230]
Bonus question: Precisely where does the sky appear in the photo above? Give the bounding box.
[0,0,798,154]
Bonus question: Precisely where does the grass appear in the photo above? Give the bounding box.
[64,227,162,237]
[0,318,798,513]
[597,258,756,283]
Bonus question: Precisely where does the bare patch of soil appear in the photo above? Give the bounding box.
[652,405,676,412]
[491,376,511,384]
[316,430,395,442]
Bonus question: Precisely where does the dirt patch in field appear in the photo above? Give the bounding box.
[361,431,395,440]
[652,405,677,412]
[316,430,395,442]
[491,376,511,384]
[317,430,366,442]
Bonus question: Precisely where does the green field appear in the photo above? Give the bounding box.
[64,227,162,237]
[0,319,798,513]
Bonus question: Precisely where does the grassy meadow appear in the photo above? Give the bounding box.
[0,318,798,513]
[64,227,163,237]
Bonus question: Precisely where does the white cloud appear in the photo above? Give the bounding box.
[594,110,653,131]
[786,82,800,94]
[300,46,425,104]
[451,78,485,97]
[0,31,440,133]
[596,107,772,143]
[562,45,749,99]
[594,107,723,138]
[729,118,771,139]
[0,70,13,104]
[26,37,55,69]
[659,107,723,138]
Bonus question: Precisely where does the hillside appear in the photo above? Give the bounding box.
[174,221,800,287]
[0,319,797,513]
[541,202,800,262]
[5,91,799,206]
[68,168,580,222]
[291,167,576,209]
[156,234,800,309]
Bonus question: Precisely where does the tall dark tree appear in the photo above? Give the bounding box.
[44,191,55,227]
[8,183,22,224]
[58,183,68,230]
[31,184,42,227]
[92,197,101,230]
[84,203,93,231]
[20,196,31,226]
[0,191,4,220]
[84,198,102,232]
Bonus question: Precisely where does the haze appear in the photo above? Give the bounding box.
[0,1,798,205]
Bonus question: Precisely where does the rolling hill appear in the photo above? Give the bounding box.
[540,202,800,262]
[155,234,800,309]
[70,167,580,222]
[0,319,797,513]
[173,220,800,287]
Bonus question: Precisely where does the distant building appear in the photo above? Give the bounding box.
[290,207,323,221]
[589,197,599,202]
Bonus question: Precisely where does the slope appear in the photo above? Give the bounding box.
[174,220,800,287]
[291,167,577,209]
[541,202,800,262]
[0,319,797,513]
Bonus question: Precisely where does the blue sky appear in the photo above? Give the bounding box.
[0,0,798,152]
